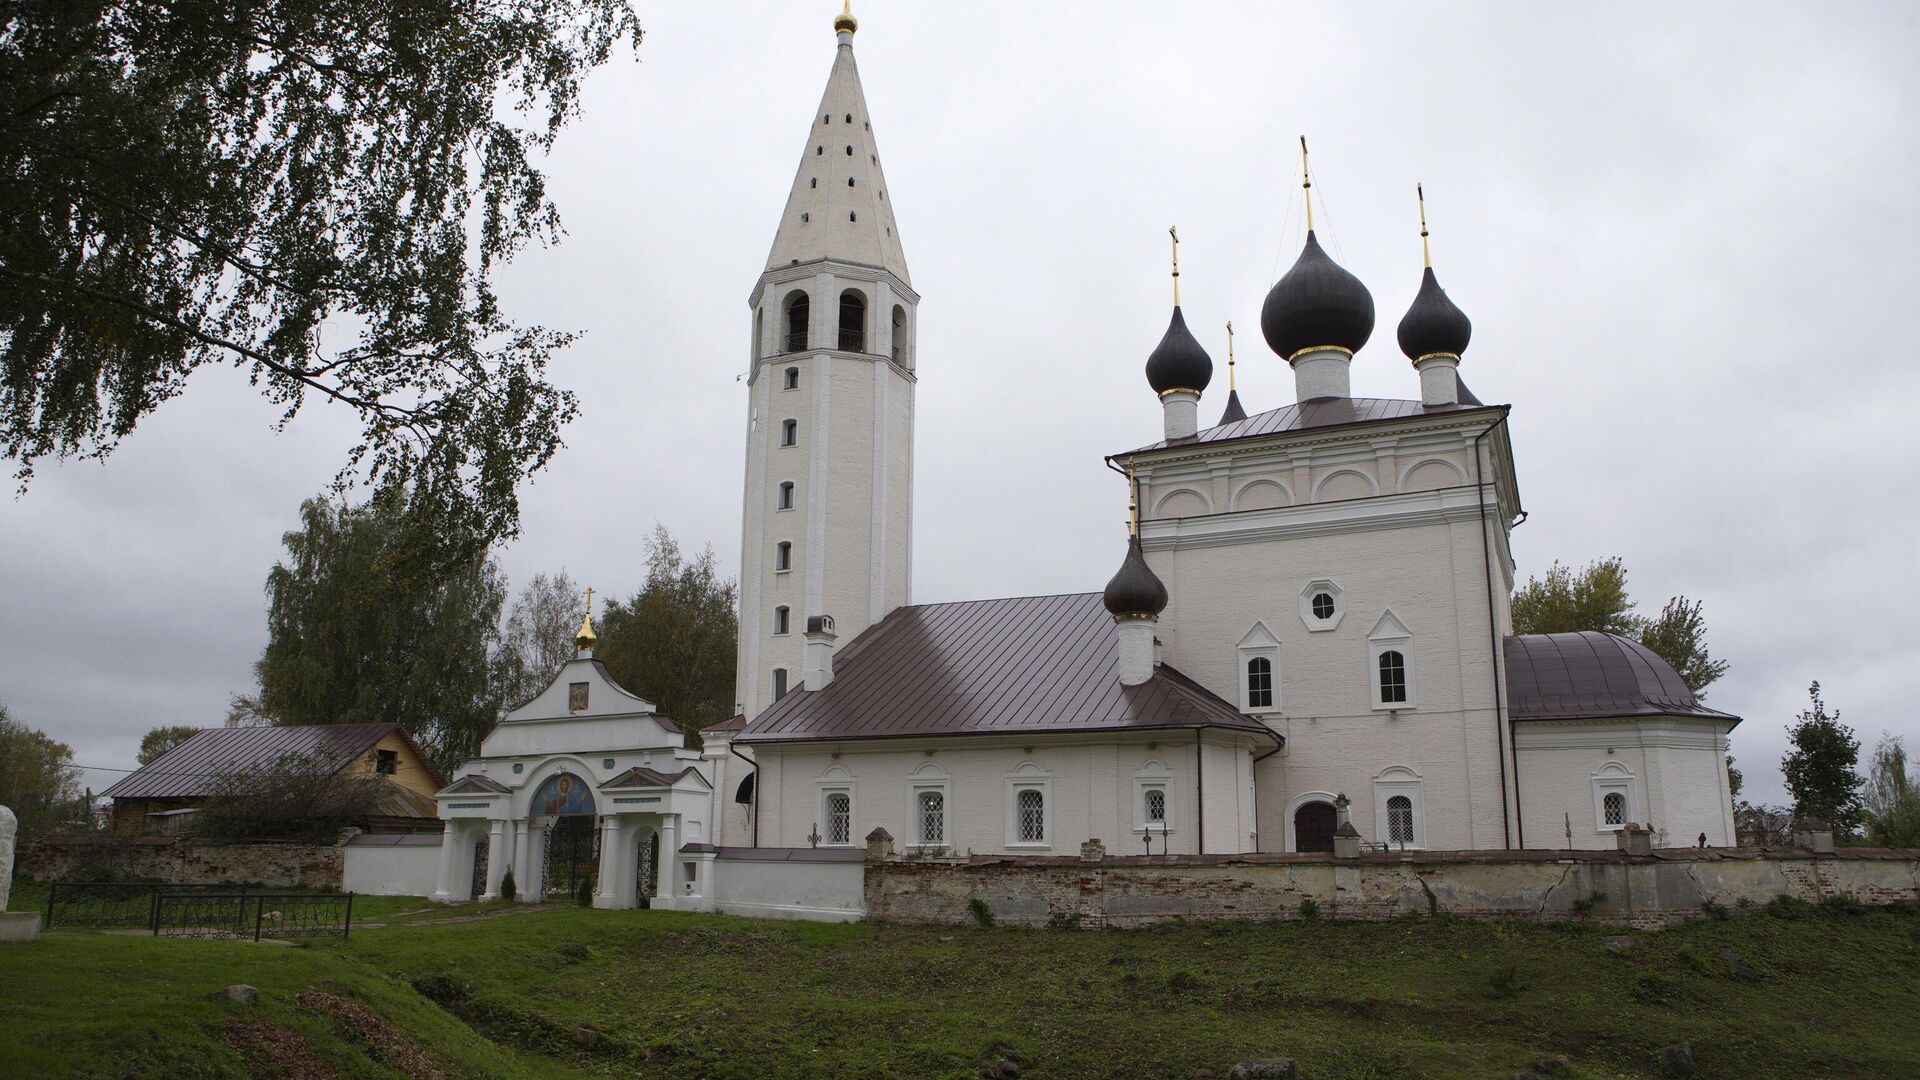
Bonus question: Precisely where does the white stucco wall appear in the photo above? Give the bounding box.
[749,732,1264,857]
[713,853,865,921]
[1514,718,1736,849]
[343,837,442,897]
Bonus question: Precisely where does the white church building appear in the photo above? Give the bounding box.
[426,9,1739,910]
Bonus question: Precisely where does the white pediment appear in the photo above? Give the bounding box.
[505,656,658,723]
[1237,621,1281,649]
[1368,610,1412,640]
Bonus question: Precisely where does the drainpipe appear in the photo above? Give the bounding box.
[1473,414,1518,849]
[729,744,759,848]
[1251,736,1284,852]
[1195,728,1205,855]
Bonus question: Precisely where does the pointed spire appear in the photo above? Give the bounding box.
[575,586,598,654]
[1218,321,1247,424]
[763,12,909,284]
[1396,184,1472,363]
[1300,136,1314,232]
[1145,226,1212,399]
[1169,226,1181,306]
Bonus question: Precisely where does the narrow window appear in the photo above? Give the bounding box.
[848,177,855,187]
[800,211,809,223]
[784,366,799,390]
[844,145,852,155]
[815,145,823,155]
[844,112,852,123]
[822,114,829,125]
[838,289,866,351]
[781,418,797,446]
[1145,787,1166,826]
[810,177,817,189]
[849,211,857,222]
[778,481,794,510]
[1387,795,1415,845]
[1017,788,1046,843]
[1604,791,1626,827]
[775,541,792,571]
[826,792,851,844]
[1378,650,1408,703]
[375,749,398,775]
[774,606,790,635]
[891,305,907,365]
[1246,656,1274,709]
[918,790,945,845]
[772,668,789,701]
[783,292,809,352]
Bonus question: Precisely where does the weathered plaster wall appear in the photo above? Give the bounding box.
[865,848,1920,929]
[21,835,347,890]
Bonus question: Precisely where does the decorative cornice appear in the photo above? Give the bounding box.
[1137,486,1496,551]
[1286,345,1354,364]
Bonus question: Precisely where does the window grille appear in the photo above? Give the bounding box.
[1017,788,1045,843]
[1603,791,1626,826]
[1387,795,1415,845]
[826,792,851,844]
[1145,787,1166,825]
[1378,650,1407,703]
[1246,656,1273,709]
[918,790,945,845]
[1311,592,1336,619]
[784,294,809,352]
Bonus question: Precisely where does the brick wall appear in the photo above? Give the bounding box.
[20,835,347,890]
[865,847,1920,929]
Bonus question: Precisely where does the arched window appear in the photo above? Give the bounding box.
[1603,791,1626,827]
[844,144,853,156]
[1016,788,1045,843]
[772,667,788,701]
[754,308,764,357]
[847,177,855,187]
[1378,650,1408,704]
[1145,788,1166,826]
[825,791,851,844]
[783,292,809,352]
[848,211,857,222]
[1246,656,1274,709]
[837,290,866,352]
[781,418,797,447]
[784,366,799,390]
[843,112,852,123]
[917,790,945,845]
[1387,795,1415,845]
[778,481,795,510]
[774,606,790,635]
[775,541,792,571]
[891,304,908,366]
[809,176,817,188]
[815,145,823,155]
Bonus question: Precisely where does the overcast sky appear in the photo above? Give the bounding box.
[5,2,1916,808]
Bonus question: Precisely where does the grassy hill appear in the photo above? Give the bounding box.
[1,893,1916,1078]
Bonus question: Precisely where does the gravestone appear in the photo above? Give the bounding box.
[1,804,42,942]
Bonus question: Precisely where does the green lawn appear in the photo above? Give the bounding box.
[2,894,1917,1078]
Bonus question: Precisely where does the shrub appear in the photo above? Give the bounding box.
[498,868,517,903]
[1571,891,1608,916]
[1298,897,1321,922]
[1699,898,1729,920]
[967,897,995,928]
[192,748,387,841]
[1819,893,1865,915]
[1766,894,1815,920]
[1632,973,1677,1005]
[1675,945,1711,974]
[576,878,593,907]
[1485,963,1529,1000]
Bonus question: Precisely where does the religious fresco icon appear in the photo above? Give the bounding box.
[568,681,590,711]
[532,772,596,816]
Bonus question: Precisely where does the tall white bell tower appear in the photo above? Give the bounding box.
[735,6,917,720]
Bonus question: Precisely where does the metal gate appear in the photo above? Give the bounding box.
[469,836,490,901]
[542,816,599,899]
[636,831,659,908]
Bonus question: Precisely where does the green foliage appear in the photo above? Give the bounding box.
[1863,734,1920,847]
[247,494,510,771]
[967,897,995,927]
[1297,896,1321,921]
[1484,962,1529,1000]
[499,570,584,708]
[1510,558,1727,696]
[0,703,84,838]
[1571,891,1607,916]
[192,748,387,841]
[596,526,739,735]
[135,725,200,766]
[0,1,643,547]
[1780,682,1865,835]
[499,868,518,904]
[576,877,592,908]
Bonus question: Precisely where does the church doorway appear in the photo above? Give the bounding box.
[542,815,599,899]
[1294,801,1337,854]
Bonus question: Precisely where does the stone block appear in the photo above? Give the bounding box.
[1660,1043,1693,1076]
[225,984,260,1005]
[0,911,40,943]
[1227,1059,1297,1080]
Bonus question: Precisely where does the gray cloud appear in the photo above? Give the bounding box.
[5,2,1915,808]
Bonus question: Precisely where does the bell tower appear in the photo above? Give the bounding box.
[736,6,917,720]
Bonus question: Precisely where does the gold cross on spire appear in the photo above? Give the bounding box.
[1226,320,1236,390]
[575,586,598,652]
[1168,226,1181,306]
[1300,136,1314,232]
[1126,458,1139,536]
[1417,182,1432,267]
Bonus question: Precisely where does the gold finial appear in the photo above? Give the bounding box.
[1417,182,1431,268]
[834,0,858,34]
[575,586,598,652]
[1168,226,1181,306]
[1126,459,1139,536]
[1226,321,1237,390]
[1299,136,1314,232]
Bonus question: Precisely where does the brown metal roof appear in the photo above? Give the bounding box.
[601,766,708,789]
[1126,396,1498,455]
[738,593,1278,745]
[102,723,438,799]
[1504,632,1740,724]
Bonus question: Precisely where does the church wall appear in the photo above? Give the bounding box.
[1145,492,1511,852]
[1514,718,1736,850]
[750,733,1260,856]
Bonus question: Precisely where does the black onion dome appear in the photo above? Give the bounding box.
[1102,536,1168,618]
[1144,306,1214,395]
[1396,266,1472,360]
[1217,389,1247,425]
[1259,231,1375,360]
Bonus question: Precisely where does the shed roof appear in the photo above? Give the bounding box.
[1504,632,1739,724]
[103,723,440,799]
[738,592,1277,745]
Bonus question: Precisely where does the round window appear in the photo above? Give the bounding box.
[1311,592,1336,620]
